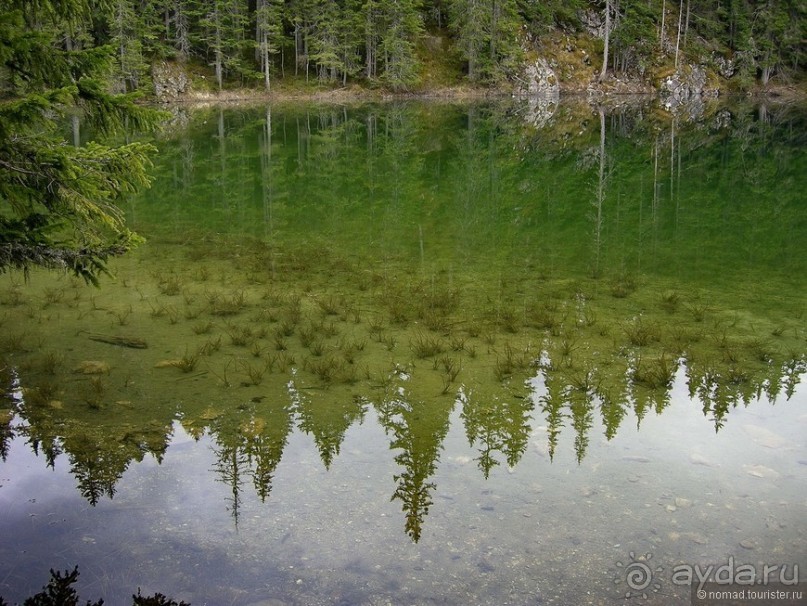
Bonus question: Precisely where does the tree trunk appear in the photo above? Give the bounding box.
[599,0,610,81]
[683,0,691,47]
[674,0,683,68]
[263,32,271,91]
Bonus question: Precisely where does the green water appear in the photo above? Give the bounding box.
[1,98,805,605]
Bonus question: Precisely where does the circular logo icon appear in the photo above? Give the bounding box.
[615,552,663,600]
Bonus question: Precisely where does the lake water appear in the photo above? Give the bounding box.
[1,97,805,605]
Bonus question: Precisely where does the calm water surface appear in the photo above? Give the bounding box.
[1,98,805,605]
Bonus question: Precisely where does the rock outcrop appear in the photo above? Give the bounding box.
[518,59,560,127]
[521,58,560,98]
[152,61,190,102]
[658,64,719,118]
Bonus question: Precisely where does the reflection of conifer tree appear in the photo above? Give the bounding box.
[632,385,652,429]
[246,399,296,502]
[568,392,593,465]
[212,442,249,527]
[249,433,285,503]
[376,382,453,542]
[27,432,62,468]
[538,372,566,462]
[460,387,533,479]
[597,386,628,441]
[782,358,806,400]
[1,368,17,461]
[70,453,120,505]
[295,393,366,469]
[0,414,13,461]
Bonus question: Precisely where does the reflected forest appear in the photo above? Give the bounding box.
[1,98,805,543]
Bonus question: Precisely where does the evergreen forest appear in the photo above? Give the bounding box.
[3,0,806,94]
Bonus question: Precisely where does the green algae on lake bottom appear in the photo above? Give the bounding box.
[0,98,805,605]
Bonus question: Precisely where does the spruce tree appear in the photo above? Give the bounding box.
[0,0,161,284]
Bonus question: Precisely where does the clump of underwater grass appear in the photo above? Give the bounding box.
[631,354,677,389]
[339,337,366,364]
[273,331,288,351]
[175,347,200,373]
[157,273,183,296]
[238,359,269,385]
[316,294,343,316]
[367,315,386,338]
[198,335,222,356]
[685,302,709,322]
[149,301,168,318]
[42,287,66,308]
[434,355,461,393]
[304,355,344,383]
[184,306,202,320]
[226,324,254,347]
[309,339,325,357]
[449,334,466,352]
[2,285,24,306]
[38,350,64,375]
[493,342,531,381]
[111,305,133,326]
[623,317,659,347]
[746,337,775,363]
[498,307,520,334]
[1,331,29,353]
[410,331,446,359]
[278,319,296,337]
[421,309,449,332]
[610,274,637,298]
[660,290,681,313]
[207,359,233,387]
[24,381,59,407]
[298,323,316,348]
[166,305,180,325]
[285,294,302,325]
[193,320,214,335]
[566,366,600,393]
[206,289,247,316]
[272,352,296,372]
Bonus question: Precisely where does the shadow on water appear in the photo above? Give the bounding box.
[1,96,805,605]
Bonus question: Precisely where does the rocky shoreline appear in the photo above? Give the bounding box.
[150,58,806,111]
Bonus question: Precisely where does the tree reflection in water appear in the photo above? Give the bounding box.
[1,98,804,544]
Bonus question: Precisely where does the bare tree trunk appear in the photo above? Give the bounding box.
[674,0,684,68]
[72,114,80,147]
[212,3,223,90]
[598,0,611,81]
[683,0,691,47]
[660,0,666,51]
[174,0,190,61]
[263,32,271,91]
[294,22,300,76]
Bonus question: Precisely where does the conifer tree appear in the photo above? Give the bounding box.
[379,0,423,87]
[255,0,285,89]
[0,0,161,284]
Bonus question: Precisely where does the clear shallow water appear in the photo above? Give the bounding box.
[1,98,805,605]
